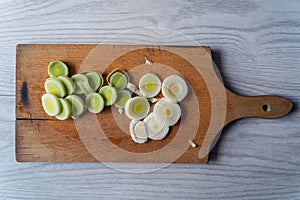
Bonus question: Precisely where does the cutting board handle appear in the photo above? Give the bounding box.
[226,90,293,124]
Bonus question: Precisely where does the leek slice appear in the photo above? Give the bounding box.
[139,73,161,98]
[99,85,117,106]
[115,90,131,109]
[44,78,66,98]
[85,93,104,113]
[48,61,68,78]
[125,96,150,120]
[162,75,188,102]
[41,93,62,116]
[129,120,148,144]
[86,72,103,92]
[56,98,72,120]
[153,98,181,126]
[143,112,169,140]
[109,72,128,91]
[57,76,75,95]
[65,95,86,118]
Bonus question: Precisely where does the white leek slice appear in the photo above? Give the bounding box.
[125,96,150,120]
[129,120,148,144]
[139,73,161,98]
[153,98,181,126]
[143,112,169,140]
[41,93,62,116]
[162,74,188,102]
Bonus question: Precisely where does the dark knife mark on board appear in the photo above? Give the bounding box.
[21,81,29,107]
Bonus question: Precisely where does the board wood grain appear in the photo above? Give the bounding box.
[16,44,292,163]
[16,44,213,163]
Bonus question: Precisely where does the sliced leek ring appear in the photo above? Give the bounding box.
[56,98,72,120]
[71,74,90,95]
[41,93,62,116]
[139,73,161,98]
[109,72,128,91]
[86,72,103,92]
[129,120,148,144]
[127,82,143,96]
[77,81,94,96]
[85,93,104,113]
[65,95,86,118]
[143,112,169,140]
[99,85,117,106]
[48,61,68,78]
[153,98,181,126]
[115,90,131,109]
[44,78,66,98]
[57,76,75,95]
[125,96,150,120]
[162,74,188,102]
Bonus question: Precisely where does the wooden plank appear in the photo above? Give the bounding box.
[15,44,292,163]
[16,44,212,163]
[16,119,97,162]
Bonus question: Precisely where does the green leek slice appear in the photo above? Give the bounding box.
[44,78,66,98]
[56,98,72,120]
[71,74,91,95]
[115,90,131,109]
[86,72,103,92]
[65,95,86,118]
[57,76,75,95]
[109,72,128,91]
[99,85,117,106]
[48,61,69,78]
[85,93,105,113]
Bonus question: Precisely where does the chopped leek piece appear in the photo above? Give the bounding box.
[41,93,62,116]
[48,61,68,78]
[99,85,117,106]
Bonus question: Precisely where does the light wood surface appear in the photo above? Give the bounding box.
[1,0,300,199]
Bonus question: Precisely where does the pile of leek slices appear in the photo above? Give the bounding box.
[126,73,188,143]
[42,61,188,143]
[41,61,131,120]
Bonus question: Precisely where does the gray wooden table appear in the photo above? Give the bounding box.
[1,0,300,199]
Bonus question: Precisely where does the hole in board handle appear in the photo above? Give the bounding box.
[262,104,271,112]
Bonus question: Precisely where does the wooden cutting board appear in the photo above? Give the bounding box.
[16,44,293,163]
